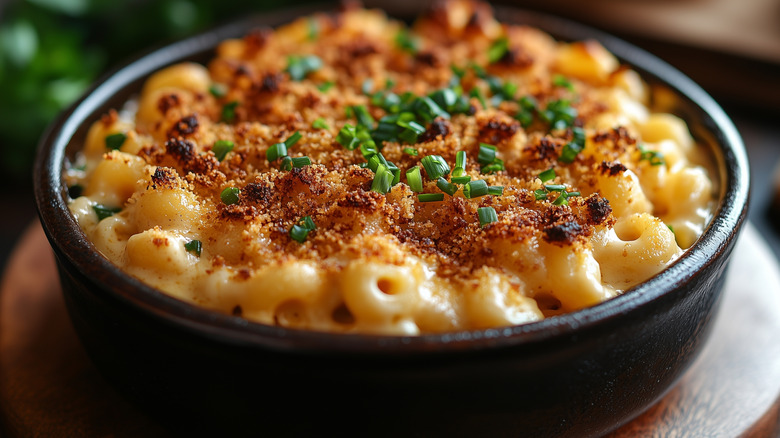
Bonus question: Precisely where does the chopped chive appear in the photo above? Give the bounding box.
[451,64,466,78]
[336,124,359,150]
[184,240,202,257]
[667,224,675,233]
[552,74,575,92]
[488,186,504,196]
[572,127,586,146]
[209,83,227,98]
[312,118,329,130]
[534,189,548,200]
[481,159,505,174]
[538,167,556,183]
[360,142,378,159]
[469,87,487,109]
[418,193,445,202]
[420,155,450,181]
[283,131,302,148]
[544,184,566,191]
[292,156,312,168]
[220,187,240,205]
[488,37,509,63]
[455,150,466,169]
[286,55,322,81]
[463,180,488,198]
[280,156,292,171]
[406,166,423,192]
[558,142,582,163]
[307,17,319,41]
[212,140,234,162]
[105,133,126,150]
[477,143,497,165]
[395,29,419,54]
[317,81,334,92]
[436,177,459,196]
[371,164,394,194]
[281,156,311,171]
[93,204,121,221]
[290,215,316,243]
[351,105,375,128]
[221,101,239,123]
[361,78,374,95]
[639,144,666,166]
[403,147,419,156]
[478,206,498,227]
[266,143,287,162]
[451,175,471,184]
[553,191,569,206]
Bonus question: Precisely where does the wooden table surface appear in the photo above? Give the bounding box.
[1,221,779,437]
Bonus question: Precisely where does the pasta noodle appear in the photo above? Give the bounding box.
[66,0,714,335]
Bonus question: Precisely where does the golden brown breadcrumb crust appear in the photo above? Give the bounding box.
[124,0,654,280]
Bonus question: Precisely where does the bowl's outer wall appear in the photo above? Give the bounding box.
[56,245,729,437]
[34,3,749,437]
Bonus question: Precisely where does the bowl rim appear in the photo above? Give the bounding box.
[33,2,749,355]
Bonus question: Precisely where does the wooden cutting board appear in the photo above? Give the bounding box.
[1,221,779,437]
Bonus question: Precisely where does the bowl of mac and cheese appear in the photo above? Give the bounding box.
[34,1,748,436]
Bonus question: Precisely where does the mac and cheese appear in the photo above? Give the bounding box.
[67,1,714,334]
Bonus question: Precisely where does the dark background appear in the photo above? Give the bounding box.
[1,0,778,271]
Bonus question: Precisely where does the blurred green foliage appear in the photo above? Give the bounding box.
[0,0,303,181]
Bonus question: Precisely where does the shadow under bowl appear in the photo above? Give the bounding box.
[33,3,749,437]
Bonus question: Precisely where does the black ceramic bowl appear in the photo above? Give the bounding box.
[34,3,748,437]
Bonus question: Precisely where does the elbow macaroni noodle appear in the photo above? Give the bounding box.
[66,1,714,335]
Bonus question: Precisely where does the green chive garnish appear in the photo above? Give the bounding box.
[281,156,311,171]
[283,131,302,148]
[553,74,575,92]
[93,204,121,221]
[209,83,227,98]
[436,177,458,196]
[212,140,234,162]
[395,29,419,54]
[558,142,582,164]
[221,101,239,123]
[534,189,548,200]
[266,143,287,162]
[406,166,423,192]
[639,144,666,166]
[371,164,395,194]
[418,193,445,202]
[451,175,471,184]
[312,118,329,130]
[184,240,202,257]
[403,147,419,156]
[286,55,322,81]
[481,159,505,174]
[538,168,556,183]
[420,155,450,181]
[336,124,360,150]
[317,81,334,92]
[488,37,509,63]
[478,206,498,227]
[307,18,319,41]
[553,192,568,205]
[221,187,240,205]
[455,150,466,170]
[105,133,126,150]
[488,186,504,196]
[478,143,497,165]
[463,180,488,198]
[290,216,316,243]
